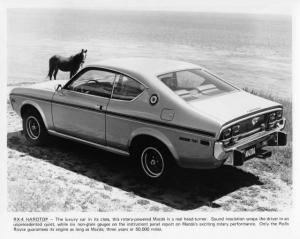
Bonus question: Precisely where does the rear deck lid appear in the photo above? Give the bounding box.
[188,91,281,125]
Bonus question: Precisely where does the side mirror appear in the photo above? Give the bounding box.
[55,84,62,91]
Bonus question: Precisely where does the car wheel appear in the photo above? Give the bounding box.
[136,142,174,181]
[23,111,48,145]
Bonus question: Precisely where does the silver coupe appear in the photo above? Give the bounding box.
[9,58,287,180]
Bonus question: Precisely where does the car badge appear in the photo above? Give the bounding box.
[252,116,260,126]
[149,94,159,105]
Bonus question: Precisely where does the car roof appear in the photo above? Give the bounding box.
[87,57,202,78]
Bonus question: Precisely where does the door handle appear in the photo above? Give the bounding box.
[94,105,103,111]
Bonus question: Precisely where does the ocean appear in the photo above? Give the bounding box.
[7,9,292,98]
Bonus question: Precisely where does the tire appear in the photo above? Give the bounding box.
[134,141,175,181]
[22,110,48,145]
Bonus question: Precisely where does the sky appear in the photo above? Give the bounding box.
[1,0,298,15]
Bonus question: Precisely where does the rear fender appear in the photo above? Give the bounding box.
[128,127,179,162]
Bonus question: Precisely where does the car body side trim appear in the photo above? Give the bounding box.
[11,93,106,114]
[106,110,216,137]
[48,130,130,157]
[11,93,52,104]
[52,99,107,114]
[11,93,216,138]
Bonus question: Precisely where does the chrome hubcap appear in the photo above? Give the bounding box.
[141,147,164,178]
[26,116,40,140]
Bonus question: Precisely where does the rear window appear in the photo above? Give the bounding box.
[158,69,236,101]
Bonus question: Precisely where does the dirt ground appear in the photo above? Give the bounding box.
[7,104,292,212]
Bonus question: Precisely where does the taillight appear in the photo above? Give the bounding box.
[232,124,240,136]
[268,112,276,122]
[267,112,277,130]
[222,128,232,139]
[276,110,283,119]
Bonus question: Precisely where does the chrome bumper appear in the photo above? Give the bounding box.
[214,126,287,166]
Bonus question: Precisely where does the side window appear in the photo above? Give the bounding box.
[159,72,177,90]
[66,69,116,98]
[112,75,145,101]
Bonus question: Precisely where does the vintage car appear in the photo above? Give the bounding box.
[9,58,287,180]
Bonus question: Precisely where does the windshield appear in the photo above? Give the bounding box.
[158,69,237,101]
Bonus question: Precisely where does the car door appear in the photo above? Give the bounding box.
[52,67,116,145]
[106,74,146,150]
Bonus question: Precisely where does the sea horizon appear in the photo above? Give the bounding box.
[7,9,292,99]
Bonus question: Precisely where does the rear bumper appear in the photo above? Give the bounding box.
[228,131,286,166]
[214,129,287,166]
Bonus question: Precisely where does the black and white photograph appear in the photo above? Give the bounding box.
[3,0,298,224]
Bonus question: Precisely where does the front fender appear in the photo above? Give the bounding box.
[21,100,50,129]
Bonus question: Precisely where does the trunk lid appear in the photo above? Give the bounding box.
[188,91,281,125]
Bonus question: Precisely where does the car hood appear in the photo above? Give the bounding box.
[188,91,282,125]
[27,80,68,92]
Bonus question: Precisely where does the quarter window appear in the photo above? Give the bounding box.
[158,69,236,101]
[112,75,145,101]
[66,69,116,98]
